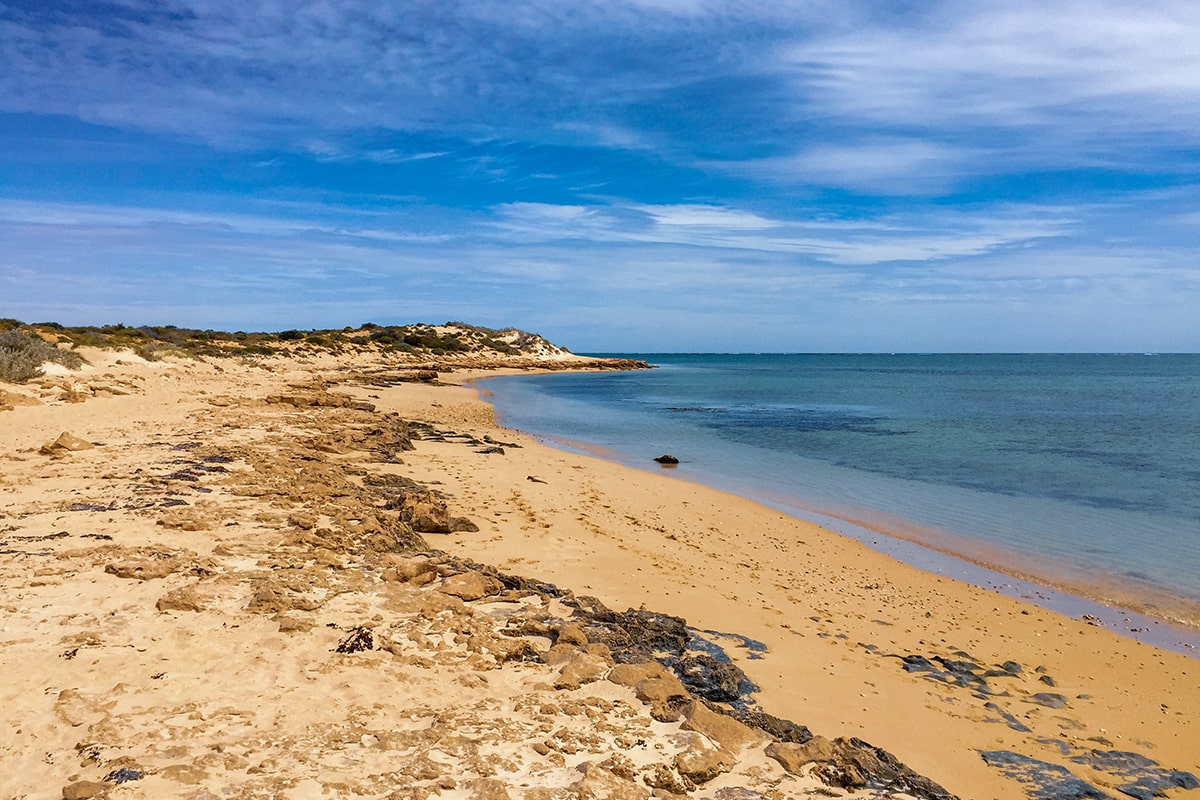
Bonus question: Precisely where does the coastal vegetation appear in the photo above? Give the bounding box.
[0,320,575,382]
[0,327,85,383]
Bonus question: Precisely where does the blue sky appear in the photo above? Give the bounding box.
[2,0,1199,352]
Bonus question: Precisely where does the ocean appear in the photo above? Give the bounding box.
[480,354,1200,646]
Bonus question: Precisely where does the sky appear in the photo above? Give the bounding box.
[2,1,1199,352]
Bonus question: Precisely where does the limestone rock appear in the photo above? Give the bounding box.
[642,763,694,793]
[570,761,651,800]
[450,516,480,532]
[382,556,439,583]
[542,643,582,667]
[287,511,317,529]
[767,735,955,798]
[438,571,503,601]
[105,558,179,581]
[395,491,453,533]
[674,733,734,784]
[766,736,836,774]
[467,778,511,800]
[608,662,691,722]
[555,623,589,647]
[156,584,208,613]
[681,700,764,754]
[554,652,611,690]
[246,583,321,614]
[39,431,94,457]
[157,507,217,531]
[0,389,41,409]
[61,781,108,799]
[678,652,748,702]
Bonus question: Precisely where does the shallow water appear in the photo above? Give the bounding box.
[481,354,1200,648]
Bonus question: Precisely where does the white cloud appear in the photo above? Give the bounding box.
[487,199,1074,265]
[781,2,1200,135]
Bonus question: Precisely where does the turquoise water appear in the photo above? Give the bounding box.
[481,354,1200,629]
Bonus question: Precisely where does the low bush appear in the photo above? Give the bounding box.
[0,329,85,383]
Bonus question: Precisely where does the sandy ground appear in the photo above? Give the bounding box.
[1,349,1197,800]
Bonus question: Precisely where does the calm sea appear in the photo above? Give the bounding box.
[481,354,1200,637]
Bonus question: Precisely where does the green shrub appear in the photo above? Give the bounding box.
[0,329,85,383]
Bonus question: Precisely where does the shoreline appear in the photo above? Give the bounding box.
[3,352,1198,800]
[476,369,1200,649]
[423,370,1200,797]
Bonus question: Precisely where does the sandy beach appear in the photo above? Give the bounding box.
[2,342,1197,800]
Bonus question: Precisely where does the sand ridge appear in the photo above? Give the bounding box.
[1,348,1197,800]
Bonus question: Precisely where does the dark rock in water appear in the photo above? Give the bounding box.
[981,751,1112,799]
[654,454,679,465]
[678,653,747,703]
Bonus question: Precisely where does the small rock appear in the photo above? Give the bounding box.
[554,652,611,690]
[395,491,454,533]
[766,736,836,774]
[608,664,691,722]
[653,454,679,465]
[1028,692,1069,709]
[555,624,589,647]
[438,571,503,601]
[680,701,764,754]
[155,585,207,613]
[449,516,480,532]
[571,761,651,800]
[62,781,107,799]
[54,432,95,451]
[674,734,734,784]
[105,559,178,581]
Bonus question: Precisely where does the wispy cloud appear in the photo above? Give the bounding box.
[2,2,1199,349]
[489,200,1074,264]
